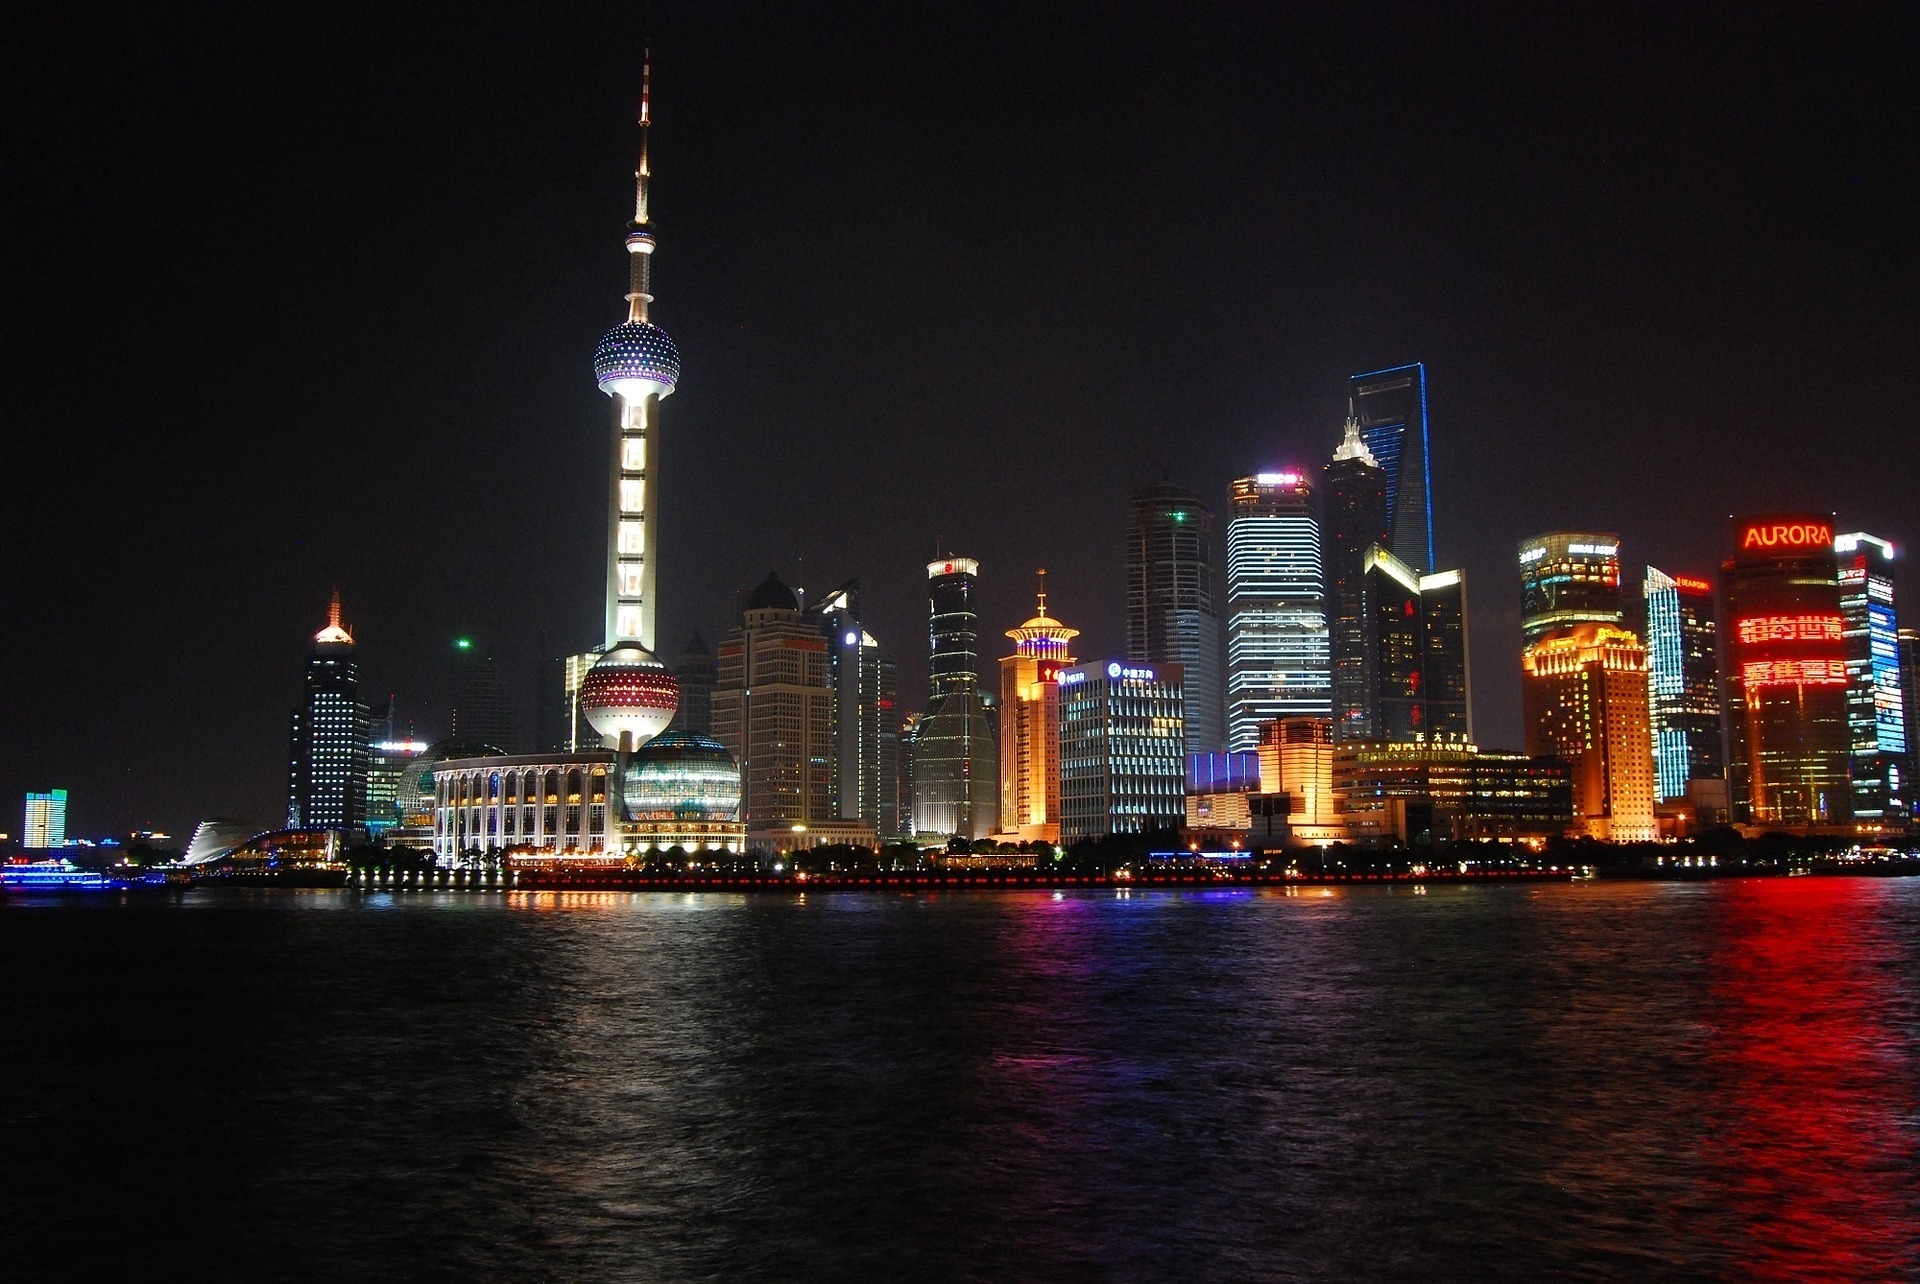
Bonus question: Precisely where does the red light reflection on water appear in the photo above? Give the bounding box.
[1702,878,1919,1280]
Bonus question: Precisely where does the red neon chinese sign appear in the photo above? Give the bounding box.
[1742,659,1848,687]
[1741,520,1833,551]
[1736,614,1844,645]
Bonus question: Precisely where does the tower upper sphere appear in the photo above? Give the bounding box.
[594,320,680,402]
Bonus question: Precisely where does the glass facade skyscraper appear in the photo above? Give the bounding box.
[451,639,518,751]
[911,558,998,838]
[1835,533,1907,828]
[1224,472,1328,751]
[1349,363,1433,574]
[809,581,901,836]
[1322,417,1391,741]
[1357,547,1471,740]
[1126,482,1224,752]
[1643,567,1724,803]
[1520,532,1624,642]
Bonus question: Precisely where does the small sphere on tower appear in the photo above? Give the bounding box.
[594,320,681,402]
[579,644,680,747]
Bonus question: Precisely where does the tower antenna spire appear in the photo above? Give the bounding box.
[626,49,656,323]
[328,585,342,630]
[1036,567,1048,615]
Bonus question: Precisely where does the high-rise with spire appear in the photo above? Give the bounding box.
[579,57,683,751]
[997,571,1079,843]
[1322,414,1391,740]
[286,590,370,832]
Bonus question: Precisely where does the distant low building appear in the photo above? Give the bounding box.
[434,753,620,864]
[1334,740,1572,845]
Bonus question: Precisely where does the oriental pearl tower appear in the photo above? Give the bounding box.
[578,59,682,751]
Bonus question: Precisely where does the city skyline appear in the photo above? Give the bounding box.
[6,6,1916,837]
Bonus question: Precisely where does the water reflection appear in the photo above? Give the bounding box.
[1702,879,1920,1280]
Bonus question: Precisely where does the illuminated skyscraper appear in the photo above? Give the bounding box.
[1835,532,1908,829]
[1722,513,1851,827]
[1225,472,1329,751]
[1357,547,1472,740]
[1522,623,1657,842]
[809,581,900,836]
[1519,532,1623,642]
[578,59,681,751]
[913,558,998,838]
[713,573,836,832]
[998,572,1078,843]
[1322,415,1391,741]
[23,789,67,849]
[1643,568,1725,802]
[1126,482,1223,752]
[1058,660,1186,841]
[286,590,370,832]
[1349,364,1433,574]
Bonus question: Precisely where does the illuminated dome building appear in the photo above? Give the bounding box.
[620,731,745,854]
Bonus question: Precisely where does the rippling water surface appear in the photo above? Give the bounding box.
[4,880,1917,1281]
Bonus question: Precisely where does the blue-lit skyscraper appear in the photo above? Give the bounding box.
[1349,364,1433,574]
[1644,567,1724,802]
[1225,472,1329,750]
[1836,533,1908,829]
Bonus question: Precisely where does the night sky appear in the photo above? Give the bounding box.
[5,4,1915,840]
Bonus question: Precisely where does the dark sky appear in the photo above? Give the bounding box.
[5,4,1916,840]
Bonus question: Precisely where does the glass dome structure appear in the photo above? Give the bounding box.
[593,320,681,401]
[622,732,741,822]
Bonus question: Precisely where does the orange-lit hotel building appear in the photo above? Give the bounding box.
[996,576,1078,843]
[1518,532,1657,842]
[1521,623,1657,841]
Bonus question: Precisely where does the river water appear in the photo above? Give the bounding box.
[4,879,1917,1281]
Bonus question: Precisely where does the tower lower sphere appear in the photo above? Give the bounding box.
[580,644,680,747]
